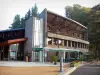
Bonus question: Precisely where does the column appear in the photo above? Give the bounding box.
[70,41,72,48]
[39,51,42,62]
[32,51,34,62]
[8,46,10,61]
[67,40,68,48]
[33,51,35,62]
[67,52,70,62]
[63,51,65,62]
[77,42,78,48]
[42,50,44,63]
[62,40,64,46]
[74,42,76,48]
[77,52,79,59]
[52,38,54,45]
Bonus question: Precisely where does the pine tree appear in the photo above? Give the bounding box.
[9,14,21,29]
[31,3,38,17]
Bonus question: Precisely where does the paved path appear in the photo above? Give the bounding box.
[70,64,100,75]
[0,61,69,67]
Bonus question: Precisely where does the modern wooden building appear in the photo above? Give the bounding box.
[25,9,89,62]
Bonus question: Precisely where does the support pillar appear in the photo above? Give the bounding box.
[67,52,70,62]
[32,51,34,62]
[33,51,35,62]
[77,52,79,60]
[63,51,65,62]
[67,40,68,48]
[74,42,76,48]
[52,38,54,45]
[77,42,78,48]
[39,51,42,62]
[70,41,72,48]
[62,40,64,46]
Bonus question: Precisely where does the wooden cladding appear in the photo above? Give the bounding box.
[47,12,87,40]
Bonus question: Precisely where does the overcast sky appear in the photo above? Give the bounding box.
[0,0,100,30]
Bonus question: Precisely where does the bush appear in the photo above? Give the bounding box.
[51,56,58,65]
[70,60,80,67]
[79,55,84,61]
[70,61,75,67]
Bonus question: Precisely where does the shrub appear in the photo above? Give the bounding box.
[70,61,75,67]
[51,56,58,65]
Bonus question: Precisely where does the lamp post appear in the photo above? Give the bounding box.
[58,39,63,72]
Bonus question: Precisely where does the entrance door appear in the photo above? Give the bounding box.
[35,51,40,62]
[34,51,42,62]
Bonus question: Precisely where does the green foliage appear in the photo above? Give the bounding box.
[31,3,38,17]
[88,4,100,59]
[65,4,90,26]
[9,14,21,29]
[9,3,39,29]
[79,55,84,61]
[51,56,58,63]
[70,61,75,67]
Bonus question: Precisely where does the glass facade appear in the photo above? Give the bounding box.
[33,18,43,48]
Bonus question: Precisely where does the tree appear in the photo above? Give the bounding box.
[31,3,38,17]
[65,4,90,26]
[20,18,25,28]
[9,14,21,29]
[27,9,31,19]
[10,3,39,29]
[88,4,100,58]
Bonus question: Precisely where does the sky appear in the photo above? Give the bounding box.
[0,0,100,30]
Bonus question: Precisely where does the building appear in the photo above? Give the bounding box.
[25,9,89,62]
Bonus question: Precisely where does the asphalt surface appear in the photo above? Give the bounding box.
[70,64,100,75]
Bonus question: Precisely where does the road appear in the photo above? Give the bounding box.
[70,64,100,75]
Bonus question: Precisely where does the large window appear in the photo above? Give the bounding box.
[34,18,43,48]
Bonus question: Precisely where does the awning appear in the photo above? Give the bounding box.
[44,47,80,52]
[32,48,43,51]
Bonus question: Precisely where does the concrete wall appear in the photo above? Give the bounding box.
[24,17,33,56]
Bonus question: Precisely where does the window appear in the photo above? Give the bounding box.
[72,41,74,47]
[68,40,71,47]
[58,39,62,45]
[54,38,58,45]
[47,37,52,45]
[64,40,67,46]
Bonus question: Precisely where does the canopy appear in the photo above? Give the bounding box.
[43,47,81,52]
[32,48,43,51]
